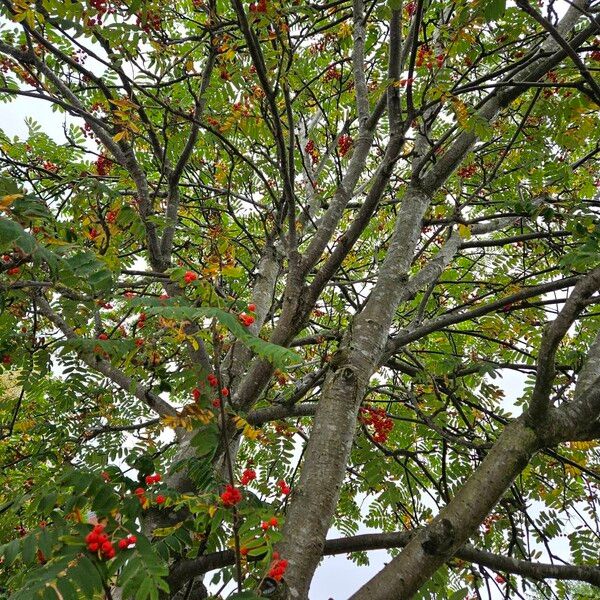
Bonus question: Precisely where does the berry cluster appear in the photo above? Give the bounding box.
[145,473,161,485]
[305,139,319,165]
[106,210,118,224]
[268,553,288,581]
[136,11,162,33]
[95,155,112,176]
[134,487,147,505]
[481,513,501,533]
[81,122,95,140]
[239,304,256,327]
[220,484,242,507]
[183,270,198,284]
[457,164,477,179]
[7,267,20,276]
[323,65,341,83]
[276,479,291,495]
[42,160,58,173]
[240,468,256,485]
[338,134,352,157]
[416,45,433,69]
[86,0,114,26]
[249,0,267,12]
[358,405,394,444]
[591,38,600,62]
[261,517,279,530]
[117,535,137,550]
[0,57,14,74]
[85,524,116,560]
[404,1,416,16]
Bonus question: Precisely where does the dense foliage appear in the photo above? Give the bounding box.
[0,0,600,598]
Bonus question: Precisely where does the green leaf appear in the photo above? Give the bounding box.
[55,577,79,600]
[0,217,36,253]
[483,0,505,21]
[190,423,220,457]
[130,300,301,368]
[70,556,104,597]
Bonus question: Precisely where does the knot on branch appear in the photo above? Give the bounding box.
[421,518,455,556]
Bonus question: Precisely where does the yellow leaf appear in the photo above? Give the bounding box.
[458,223,472,239]
[208,505,218,517]
[113,130,127,142]
[162,414,193,430]
[0,194,23,210]
[569,440,598,450]
[234,415,262,441]
[153,523,182,537]
[25,9,35,27]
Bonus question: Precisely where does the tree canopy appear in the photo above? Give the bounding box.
[0,0,600,598]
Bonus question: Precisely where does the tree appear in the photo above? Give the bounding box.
[0,0,599,597]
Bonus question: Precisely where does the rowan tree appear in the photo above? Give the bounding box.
[0,0,600,598]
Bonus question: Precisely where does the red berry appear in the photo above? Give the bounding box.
[338,134,353,157]
[248,303,256,312]
[240,546,249,556]
[6,267,20,276]
[269,517,279,527]
[87,542,99,552]
[183,271,198,284]
[134,487,145,496]
[221,387,229,397]
[192,387,201,401]
[97,333,108,340]
[156,494,166,504]
[261,521,269,530]
[240,468,257,485]
[101,541,112,552]
[127,535,137,544]
[220,484,242,507]
[118,539,129,550]
[212,399,221,408]
[277,479,291,495]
